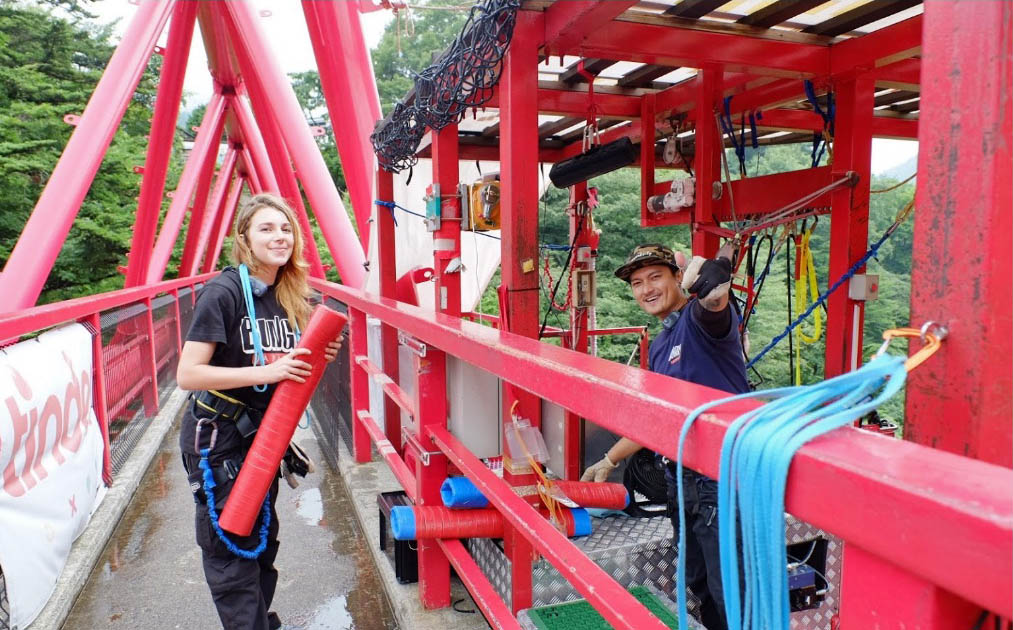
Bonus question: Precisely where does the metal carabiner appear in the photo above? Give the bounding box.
[194,417,219,454]
[919,320,948,343]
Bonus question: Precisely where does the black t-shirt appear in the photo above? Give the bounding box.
[186,266,299,410]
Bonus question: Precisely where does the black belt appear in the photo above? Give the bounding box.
[192,390,262,438]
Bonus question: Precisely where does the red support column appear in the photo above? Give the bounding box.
[86,312,112,485]
[376,168,402,453]
[498,9,543,613]
[692,68,721,258]
[564,182,594,480]
[146,91,227,284]
[125,1,198,288]
[301,0,382,248]
[640,93,656,226]
[823,77,873,378]
[0,0,174,312]
[349,308,371,463]
[204,174,245,273]
[413,347,450,609]
[239,149,263,194]
[431,125,462,317]
[142,297,159,416]
[230,95,278,193]
[187,147,238,276]
[907,1,1012,468]
[178,114,228,278]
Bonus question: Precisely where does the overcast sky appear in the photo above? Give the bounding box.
[85,2,916,176]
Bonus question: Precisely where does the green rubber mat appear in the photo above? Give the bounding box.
[524,586,678,630]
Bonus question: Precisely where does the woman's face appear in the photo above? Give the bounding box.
[245,206,294,269]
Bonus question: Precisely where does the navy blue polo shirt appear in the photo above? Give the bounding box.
[648,300,750,395]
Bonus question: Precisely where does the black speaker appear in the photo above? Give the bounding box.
[548,137,638,188]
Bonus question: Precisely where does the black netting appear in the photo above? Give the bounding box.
[370,0,521,172]
[309,298,351,471]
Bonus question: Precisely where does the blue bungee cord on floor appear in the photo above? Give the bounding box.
[674,354,909,630]
[199,446,272,559]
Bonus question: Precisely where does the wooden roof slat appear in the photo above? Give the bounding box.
[538,116,585,138]
[559,58,617,84]
[736,0,832,29]
[617,64,682,88]
[889,99,921,114]
[874,89,920,106]
[802,0,922,37]
[664,0,730,19]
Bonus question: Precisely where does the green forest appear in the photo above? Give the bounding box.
[1,3,915,423]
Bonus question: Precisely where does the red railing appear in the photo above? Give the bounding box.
[312,277,1013,630]
[0,274,214,482]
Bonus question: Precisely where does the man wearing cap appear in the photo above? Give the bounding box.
[581,243,748,630]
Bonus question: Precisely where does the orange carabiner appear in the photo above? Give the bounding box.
[876,321,947,372]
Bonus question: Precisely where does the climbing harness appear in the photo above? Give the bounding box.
[674,323,944,630]
[194,417,272,560]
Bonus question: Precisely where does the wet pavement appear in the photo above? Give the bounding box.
[61,418,397,630]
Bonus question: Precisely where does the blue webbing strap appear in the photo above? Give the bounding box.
[199,447,272,559]
[239,264,268,393]
[674,355,907,630]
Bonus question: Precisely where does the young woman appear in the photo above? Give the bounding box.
[177,193,342,630]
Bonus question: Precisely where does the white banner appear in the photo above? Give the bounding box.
[0,324,104,629]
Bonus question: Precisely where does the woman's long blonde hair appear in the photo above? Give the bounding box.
[230,193,312,331]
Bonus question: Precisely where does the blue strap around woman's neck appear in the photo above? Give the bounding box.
[238,264,268,392]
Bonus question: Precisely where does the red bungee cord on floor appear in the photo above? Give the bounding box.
[220,305,347,535]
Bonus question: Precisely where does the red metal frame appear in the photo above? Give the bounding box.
[204,174,246,273]
[907,1,1012,469]
[185,148,238,277]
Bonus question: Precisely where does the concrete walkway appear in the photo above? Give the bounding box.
[33,390,489,630]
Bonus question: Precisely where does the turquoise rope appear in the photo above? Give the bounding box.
[675,354,908,630]
[239,264,268,393]
[198,447,271,559]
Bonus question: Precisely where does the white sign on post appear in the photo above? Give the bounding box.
[0,324,105,629]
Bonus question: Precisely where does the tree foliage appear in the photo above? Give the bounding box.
[0,3,182,303]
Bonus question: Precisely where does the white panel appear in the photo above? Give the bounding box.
[446,356,501,459]
[540,399,567,478]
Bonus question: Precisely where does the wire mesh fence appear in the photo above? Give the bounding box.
[309,297,351,471]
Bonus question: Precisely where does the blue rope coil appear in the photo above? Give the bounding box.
[199,448,271,559]
[675,354,908,630]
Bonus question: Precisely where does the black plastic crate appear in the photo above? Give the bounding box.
[378,490,418,584]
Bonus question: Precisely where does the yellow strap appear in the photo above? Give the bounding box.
[209,389,243,404]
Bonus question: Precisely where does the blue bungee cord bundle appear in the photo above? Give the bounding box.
[199,445,272,559]
[674,353,912,630]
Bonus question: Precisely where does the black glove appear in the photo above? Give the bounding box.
[688,257,732,299]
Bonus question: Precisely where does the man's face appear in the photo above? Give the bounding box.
[629,264,683,319]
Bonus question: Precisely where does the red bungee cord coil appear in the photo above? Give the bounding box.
[220,305,347,535]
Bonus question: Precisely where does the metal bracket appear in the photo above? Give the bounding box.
[403,430,441,466]
[398,331,427,357]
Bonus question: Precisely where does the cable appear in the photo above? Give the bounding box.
[538,210,584,340]
[870,171,916,194]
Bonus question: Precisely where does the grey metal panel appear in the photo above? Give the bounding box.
[540,400,566,477]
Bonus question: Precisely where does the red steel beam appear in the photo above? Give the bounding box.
[222,1,365,287]
[757,109,918,139]
[435,539,522,630]
[301,1,382,249]
[875,57,921,90]
[431,125,462,317]
[0,0,175,312]
[376,168,402,453]
[310,278,1013,619]
[125,1,198,288]
[0,273,215,341]
[566,19,829,78]
[710,165,833,221]
[177,109,228,278]
[692,67,721,257]
[357,409,416,502]
[830,14,922,76]
[146,91,227,284]
[186,147,238,276]
[229,95,279,193]
[542,1,639,54]
[430,425,668,630]
[204,173,245,273]
[907,1,1012,469]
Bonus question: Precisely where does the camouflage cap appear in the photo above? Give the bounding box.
[614,243,682,282]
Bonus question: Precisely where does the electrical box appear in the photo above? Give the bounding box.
[848,273,880,301]
[467,175,501,231]
[574,269,596,308]
[446,355,502,459]
[575,246,594,264]
[424,183,441,232]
